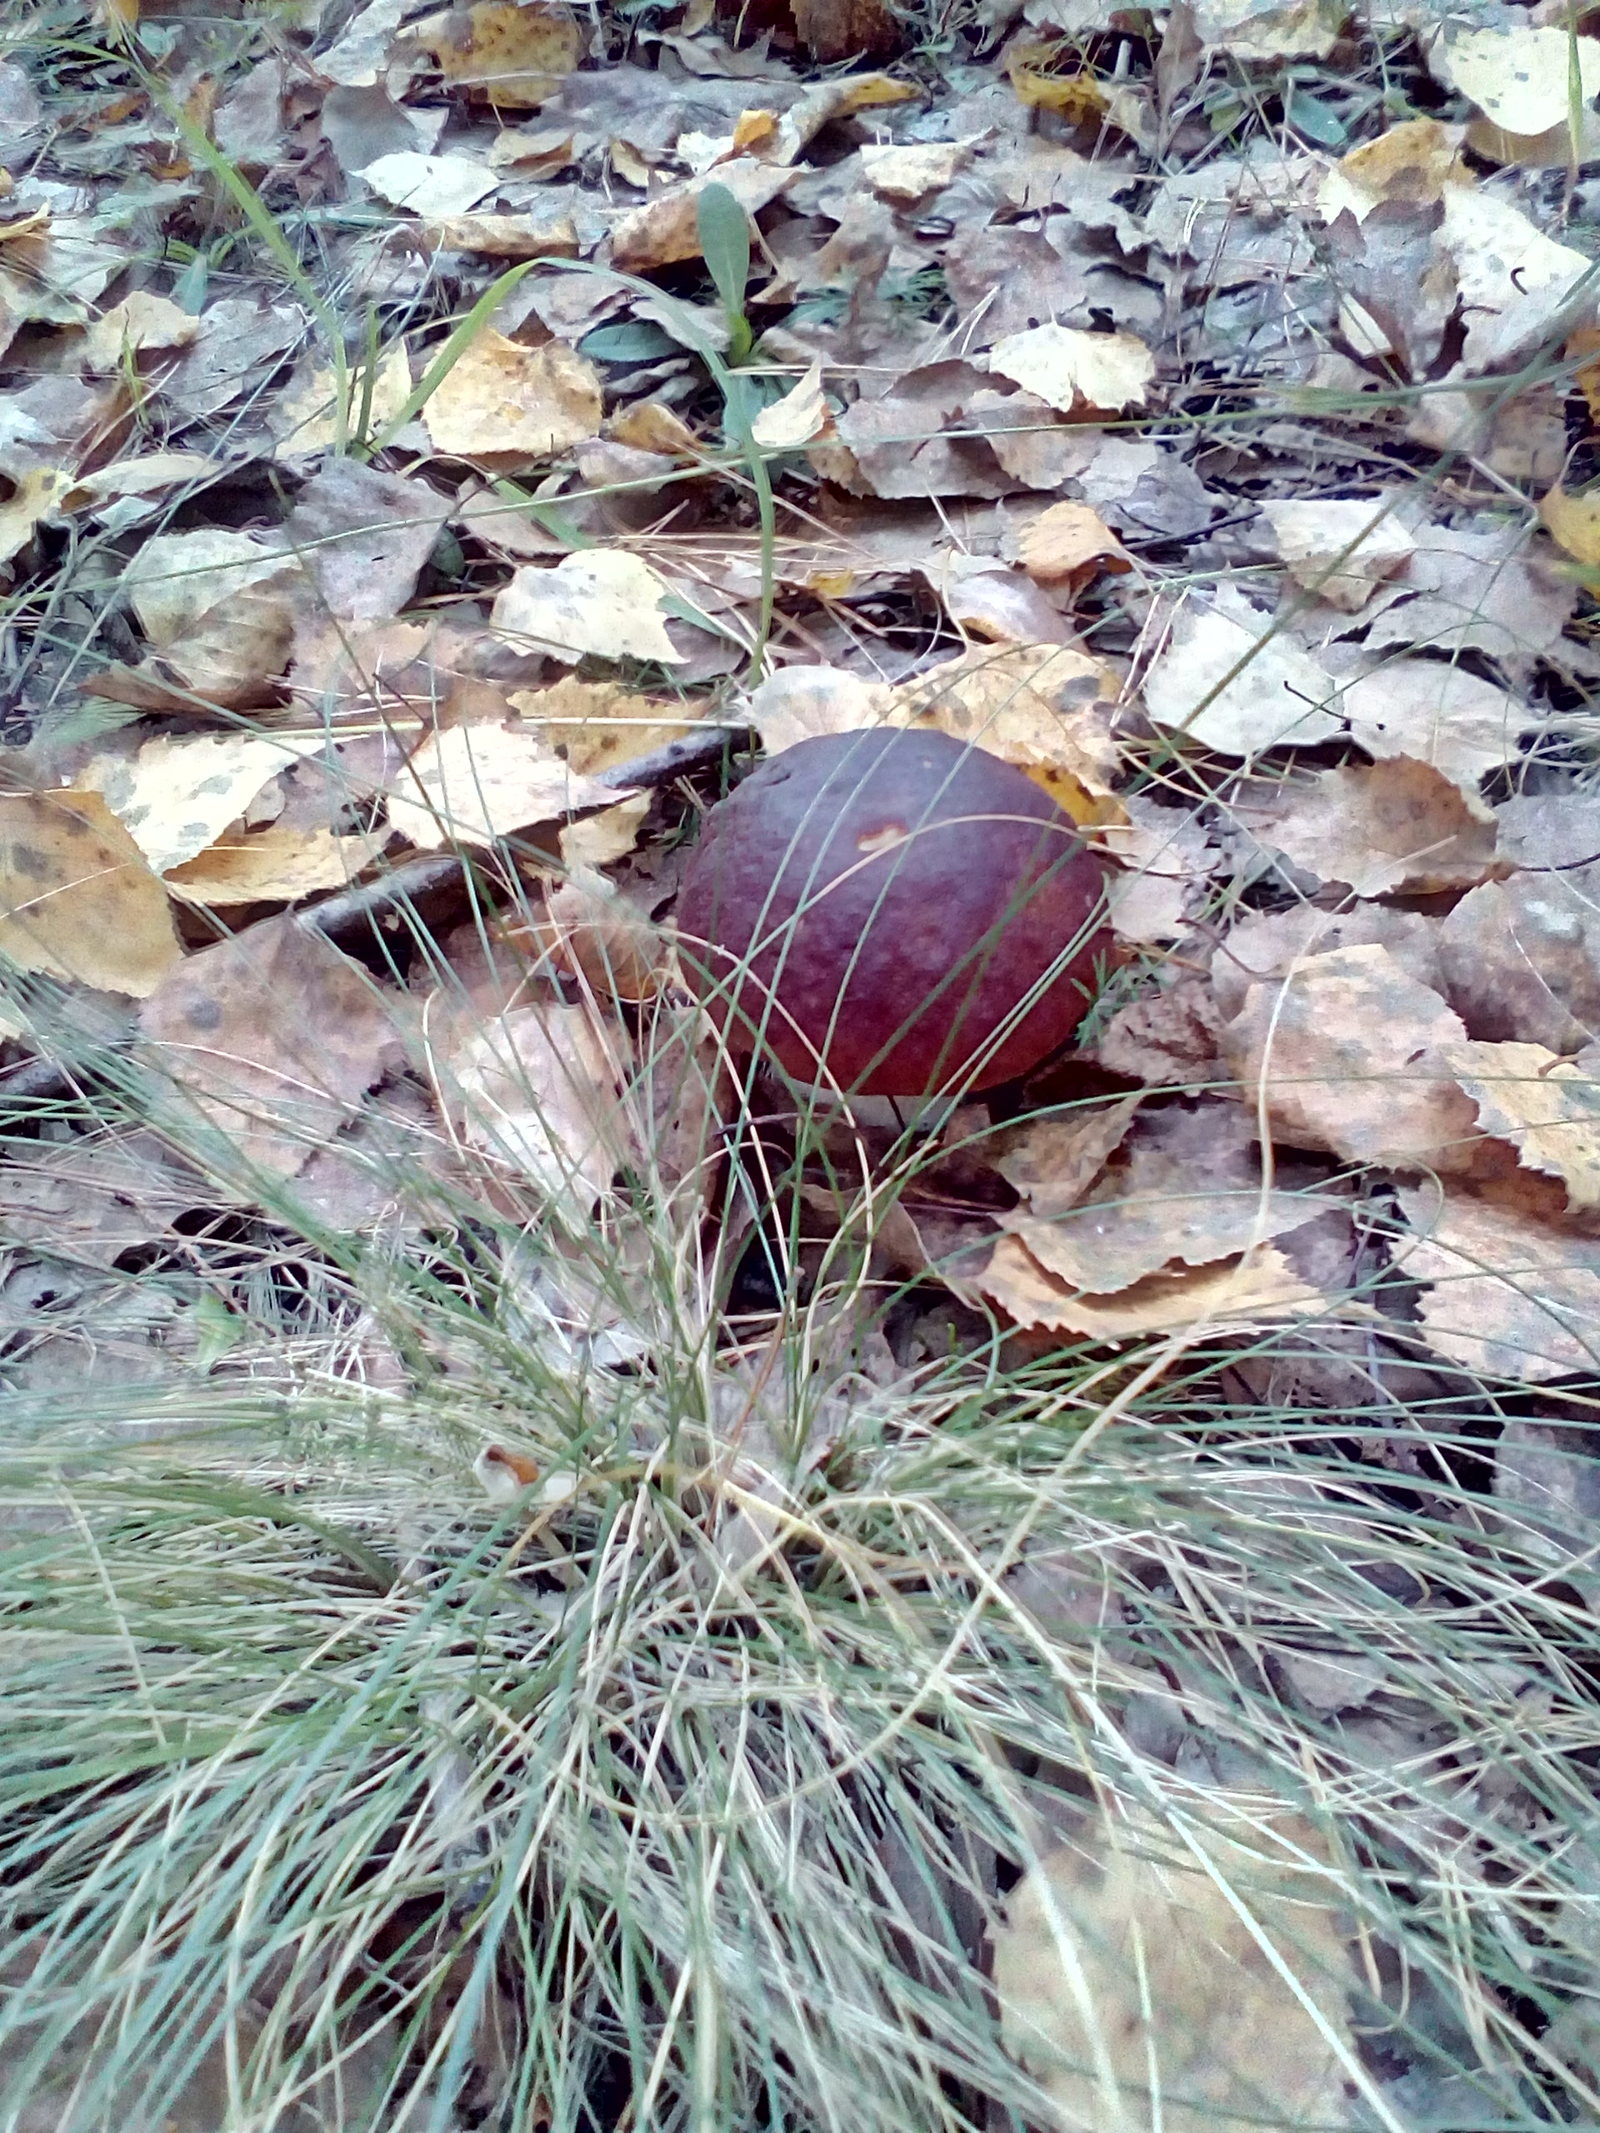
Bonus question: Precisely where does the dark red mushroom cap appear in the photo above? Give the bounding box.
[675,726,1109,1097]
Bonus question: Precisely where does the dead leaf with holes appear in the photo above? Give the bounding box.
[1394,1181,1600,1382]
[492,550,683,664]
[1263,495,1415,612]
[995,1803,1355,2133]
[1249,757,1499,897]
[987,322,1155,415]
[1340,660,1534,799]
[1143,585,1344,756]
[0,790,180,996]
[1224,943,1481,1171]
[386,723,618,849]
[1442,1041,1600,1210]
[422,331,601,469]
[138,919,400,1178]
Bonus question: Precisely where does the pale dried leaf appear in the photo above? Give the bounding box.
[422,331,601,468]
[1443,1040,1600,1209]
[1211,903,1442,1022]
[996,1805,1353,2133]
[1316,119,1470,222]
[560,792,649,871]
[122,527,291,646]
[424,210,579,257]
[283,456,448,622]
[994,1093,1143,1216]
[448,1000,637,1217]
[505,675,695,773]
[164,824,390,906]
[0,467,70,566]
[1224,942,1480,1169]
[0,790,180,996]
[988,322,1155,415]
[491,550,683,664]
[750,361,828,450]
[431,0,583,105]
[1439,866,1600,1054]
[1395,1182,1600,1382]
[746,664,896,755]
[611,158,793,273]
[1438,189,1595,374]
[387,723,616,849]
[1340,659,1532,796]
[1014,500,1132,588]
[978,1237,1323,1336]
[1263,494,1415,612]
[76,732,327,875]
[83,292,197,371]
[1104,794,1219,944]
[359,150,498,214]
[894,642,1123,818]
[544,873,665,1002]
[272,344,411,458]
[1143,586,1344,756]
[1439,25,1600,141]
[1254,756,1499,897]
[858,138,975,200]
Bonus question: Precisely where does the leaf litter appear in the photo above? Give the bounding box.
[9,0,1600,2125]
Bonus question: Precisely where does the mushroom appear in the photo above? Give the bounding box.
[675,727,1109,1096]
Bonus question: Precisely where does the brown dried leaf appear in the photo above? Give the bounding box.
[894,642,1123,823]
[611,158,794,273]
[0,789,180,996]
[139,920,399,1177]
[994,1093,1143,1216]
[1340,659,1533,797]
[1443,1040,1600,1209]
[1395,1182,1600,1382]
[1224,943,1481,1170]
[283,456,449,620]
[1093,972,1227,1089]
[422,331,601,469]
[1439,866,1600,1053]
[543,874,666,1002]
[83,292,197,372]
[432,0,583,105]
[1254,756,1499,897]
[1015,500,1132,590]
[272,344,411,459]
[164,824,390,906]
[1211,903,1442,1022]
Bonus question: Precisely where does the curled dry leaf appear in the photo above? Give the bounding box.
[491,550,683,664]
[0,789,180,996]
[1225,943,1482,1171]
[1263,494,1415,613]
[1341,659,1532,798]
[996,1804,1354,2133]
[1252,756,1499,898]
[987,322,1155,415]
[978,1235,1322,1337]
[542,873,666,1003]
[1394,1182,1600,1383]
[386,723,618,849]
[994,1092,1143,1216]
[750,361,829,451]
[1143,585,1343,756]
[1443,1041,1600,1210]
[75,731,327,875]
[138,919,399,1178]
[423,210,580,258]
[421,330,602,469]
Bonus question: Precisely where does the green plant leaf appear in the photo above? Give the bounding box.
[697,180,754,364]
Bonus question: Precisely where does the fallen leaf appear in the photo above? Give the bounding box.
[283,456,448,621]
[1264,494,1415,612]
[121,527,292,646]
[606,400,700,457]
[978,1236,1322,1336]
[1317,119,1470,222]
[1143,585,1343,756]
[610,158,793,274]
[386,722,617,849]
[423,210,578,258]
[164,824,390,906]
[1443,1040,1600,1210]
[359,150,499,214]
[745,664,896,756]
[1006,44,1108,123]
[788,0,900,62]
[318,0,408,85]
[1224,943,1481,1171]
[1439,865,1600,1053]
[1395,1182,1600,1382]
[1193,0,1346,59]
[1340,659,1532,797]
[82,290,196,371]
[1104,794,1219,943]
[1252,757,1499,897]
[895,642,1123,822]
[422,329,601,468]
[750,361,829,450]
[272,343,412,457]
[504,674,694,773]
[542,872,665,1002]
[1094,972,1226,1089]
[432,0,582,105]
[924,558,1078,646]
[559,791,649,871]
[139,919,399,1178]
[1438,25,1600,143]
[858,138,973,200]
[1211,903,1443,1022]
[0,466,71,567]
[1540,482,1600,567]
[445,999,637,1220]
[491,550,683,664]
[988,322,1155,415]
[996,1804,1354,2133]
[1438,188,1594,376]
[0,789,180,995]
[75,731,327,874]
[994,1093,1143,1216]
[1362,519,1575,679]
[1014,500,1132,591]
[57,449,214,515]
